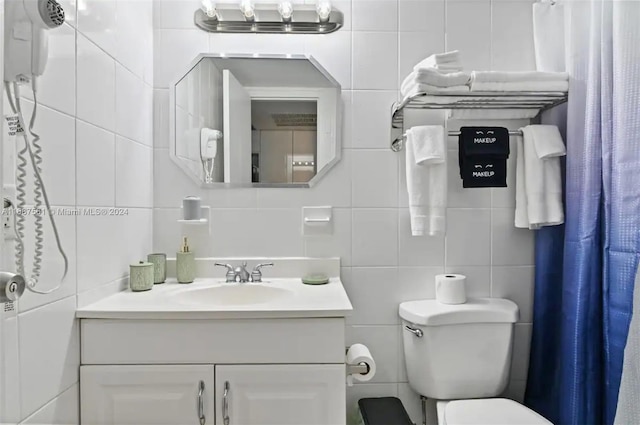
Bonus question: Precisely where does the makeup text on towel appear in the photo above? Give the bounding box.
[458,127,510,188]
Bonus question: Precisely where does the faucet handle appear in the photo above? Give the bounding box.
[250,263,274,282]
[215,263,236,282]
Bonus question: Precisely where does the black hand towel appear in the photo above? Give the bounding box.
[458,126,510,188]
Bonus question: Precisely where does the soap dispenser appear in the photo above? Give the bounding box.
[176,237,195,283]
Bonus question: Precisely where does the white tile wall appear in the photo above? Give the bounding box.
[146,1,539,423]
[1,1,154,423]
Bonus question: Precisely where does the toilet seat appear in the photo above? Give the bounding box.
[439,398,552,425]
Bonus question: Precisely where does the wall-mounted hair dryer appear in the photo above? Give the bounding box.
[4,0,65,82]
[201,128,222,184]
[2,0,68,299]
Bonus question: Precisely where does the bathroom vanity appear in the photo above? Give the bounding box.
[77,260,352,425]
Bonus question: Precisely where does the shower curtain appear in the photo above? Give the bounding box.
[524,1,640,424]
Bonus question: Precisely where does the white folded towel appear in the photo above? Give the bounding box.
[515,125,566,229]
[405,126,447,236]
[413,50,462,71]
[533,1,566,72]
[401,70,471,92]
[472,71,569,83]
[410,94,557,105]
[470,71,569,92]
[471,81,569,92]
[402,83,470,99]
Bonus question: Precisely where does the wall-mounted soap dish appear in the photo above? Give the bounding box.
[178,206,211,233]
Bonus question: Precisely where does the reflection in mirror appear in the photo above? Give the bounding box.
[251,100,318,184]
[170,54,341,188]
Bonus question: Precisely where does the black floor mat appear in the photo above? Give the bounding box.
[358,397,414,425]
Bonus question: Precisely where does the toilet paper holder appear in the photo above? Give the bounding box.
[345,346,371,375]
[347,362,370,375]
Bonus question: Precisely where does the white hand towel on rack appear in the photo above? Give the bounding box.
[530,124,566,158]
[515,125,566,229]
[405,126,447,236]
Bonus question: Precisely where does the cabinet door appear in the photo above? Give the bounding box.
[215,364,345,425]
[81,365,214,425]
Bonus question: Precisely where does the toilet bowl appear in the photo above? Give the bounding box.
[399,298,552,425]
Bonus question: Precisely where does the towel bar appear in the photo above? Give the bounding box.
[391,130,524,152]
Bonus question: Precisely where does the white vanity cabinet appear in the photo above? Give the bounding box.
[215,364,345,425]
[81,365,215,425]
[79,318,347,425]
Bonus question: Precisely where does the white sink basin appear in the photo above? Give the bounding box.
[176,284,293,306]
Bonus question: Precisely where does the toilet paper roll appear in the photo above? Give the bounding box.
[435,274,467,304]
[346,343,376,386]
[182,196,201,221]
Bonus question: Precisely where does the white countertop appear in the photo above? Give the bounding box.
[76,277,353,320]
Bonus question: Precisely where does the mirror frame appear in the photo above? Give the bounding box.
[169,53,343,188]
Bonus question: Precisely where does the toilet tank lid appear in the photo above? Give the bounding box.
[399,298,518,326]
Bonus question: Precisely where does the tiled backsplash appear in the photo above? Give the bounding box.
[152,0,538,421]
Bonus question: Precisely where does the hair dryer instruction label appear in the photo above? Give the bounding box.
[5,114,24,136]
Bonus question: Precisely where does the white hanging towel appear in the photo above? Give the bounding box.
[515,125,566,229]
[533,1,566,72]
[405,126,447,236]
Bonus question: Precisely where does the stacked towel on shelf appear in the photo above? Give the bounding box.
[405,126,447,236]
[470,71,569,92]
[401,69,471,94]
[401,52,471,98]
[515,125,566,229]
[413,50,463,73]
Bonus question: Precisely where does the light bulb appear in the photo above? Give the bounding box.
[278,1,294,22]
[201,0,218,18]
[316,0,331,22]
[239,0,255,20]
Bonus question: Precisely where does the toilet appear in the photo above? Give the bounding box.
[399,298,552,425]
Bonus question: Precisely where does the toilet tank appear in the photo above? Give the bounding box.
[399,298,519,400]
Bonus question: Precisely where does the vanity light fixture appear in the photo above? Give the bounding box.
[201,0,217,19]
[316,0,332,23]
[278,1,294,22]
[239,0,255,21]
[194,2,343,34]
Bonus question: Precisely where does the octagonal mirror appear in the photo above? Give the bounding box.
[170,54,342,188]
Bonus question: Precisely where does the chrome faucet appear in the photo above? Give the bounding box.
[234,262,250,283]
[215,262,273,283]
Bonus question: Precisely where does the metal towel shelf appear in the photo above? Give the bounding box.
[390,90,568,151]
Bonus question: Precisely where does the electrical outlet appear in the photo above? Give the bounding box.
[3,184,17,240]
